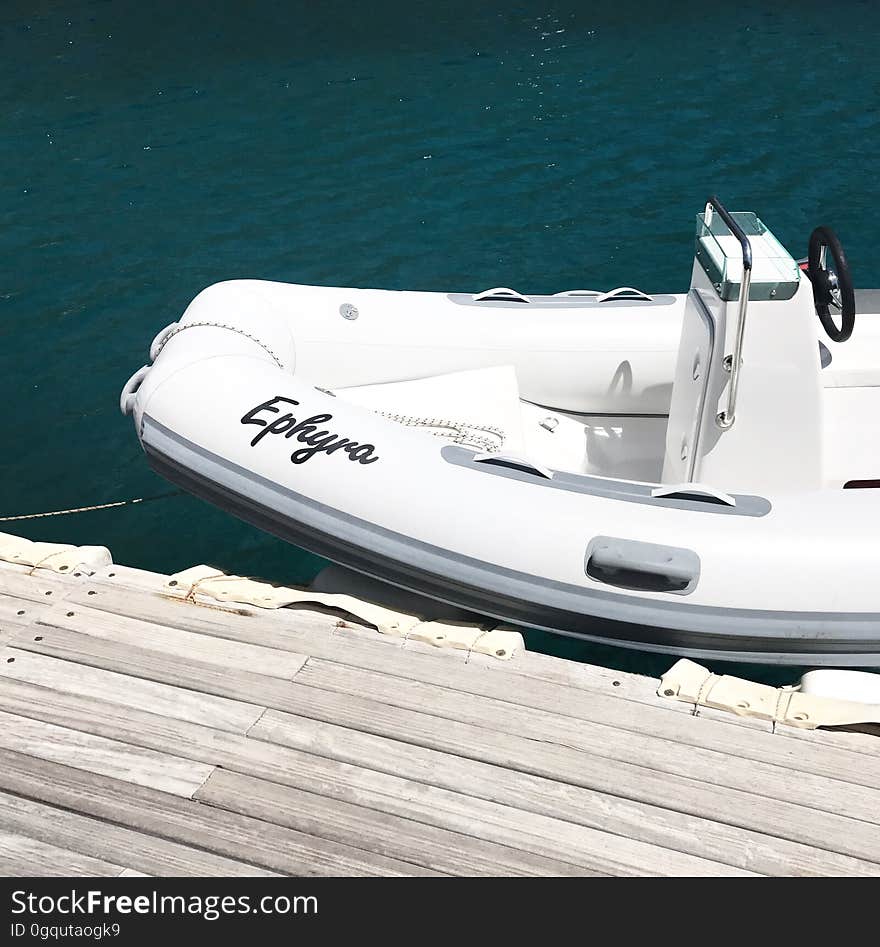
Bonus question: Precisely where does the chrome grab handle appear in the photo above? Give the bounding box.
[472,287,531,303]
[704,196,753,430]
[595,286,653,303]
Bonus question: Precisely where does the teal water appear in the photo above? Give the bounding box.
[3,1,880,680]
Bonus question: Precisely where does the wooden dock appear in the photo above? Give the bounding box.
[1,551,880,877]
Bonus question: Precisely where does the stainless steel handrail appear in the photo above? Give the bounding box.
[704,196,753,430]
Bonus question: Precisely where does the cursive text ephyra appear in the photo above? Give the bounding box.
[241,396,380,465]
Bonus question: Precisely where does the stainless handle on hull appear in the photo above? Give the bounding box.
[585,536,701,595]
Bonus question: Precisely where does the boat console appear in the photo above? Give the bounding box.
[664,199,828,493]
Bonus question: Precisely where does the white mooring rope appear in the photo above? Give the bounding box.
[0,490,182,522]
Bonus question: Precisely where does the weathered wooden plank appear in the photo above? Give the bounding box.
[0,829,124,877]
[11,624,880,866]
[0,676,767,876]
[0,569,83,603]
[0,748,439,877]
[72,584,880,762]
[0,593,52,631]
[0,647,264,733]
[66,583,344,649]
[0,709,214,797]
[10,627,302,714]
[343,621,880,755]
[254,607,880,755]
[43,603,308,680]
[471,647,880,755]
[296,658,880,819]
[468,645,773,732]
[18,567,878,875]
[89,563,176,593]
[252,703,880,869]
[197,769,593,877]
[0,791,276,877]
[301,627,880,758]
[83,571,476,670]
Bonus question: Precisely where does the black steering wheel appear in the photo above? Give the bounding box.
[808,226,856,342]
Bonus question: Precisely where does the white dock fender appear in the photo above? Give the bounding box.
[0,531,112,575]
[659,658,880,729]
[165,565,524,659]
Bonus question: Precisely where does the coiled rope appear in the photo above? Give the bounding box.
[376,411,506,453]
[0,490,182,522]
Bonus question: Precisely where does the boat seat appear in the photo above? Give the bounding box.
[335,365,529,455]
[819,303,880,484]
[517,403,666,480]
[820,307,880,388]
[822,385,880,486]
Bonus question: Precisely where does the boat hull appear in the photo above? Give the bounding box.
[142,412,880,667]
[122,278,880,667]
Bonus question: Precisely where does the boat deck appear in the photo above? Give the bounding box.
[1,552,879,876]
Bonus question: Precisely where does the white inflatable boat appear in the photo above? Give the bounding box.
[121,197,880,665]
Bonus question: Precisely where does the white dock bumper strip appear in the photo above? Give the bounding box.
[167,565,524,660]
[659,658,880,729]
[0,530,112,575]
[407,622,523,659]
